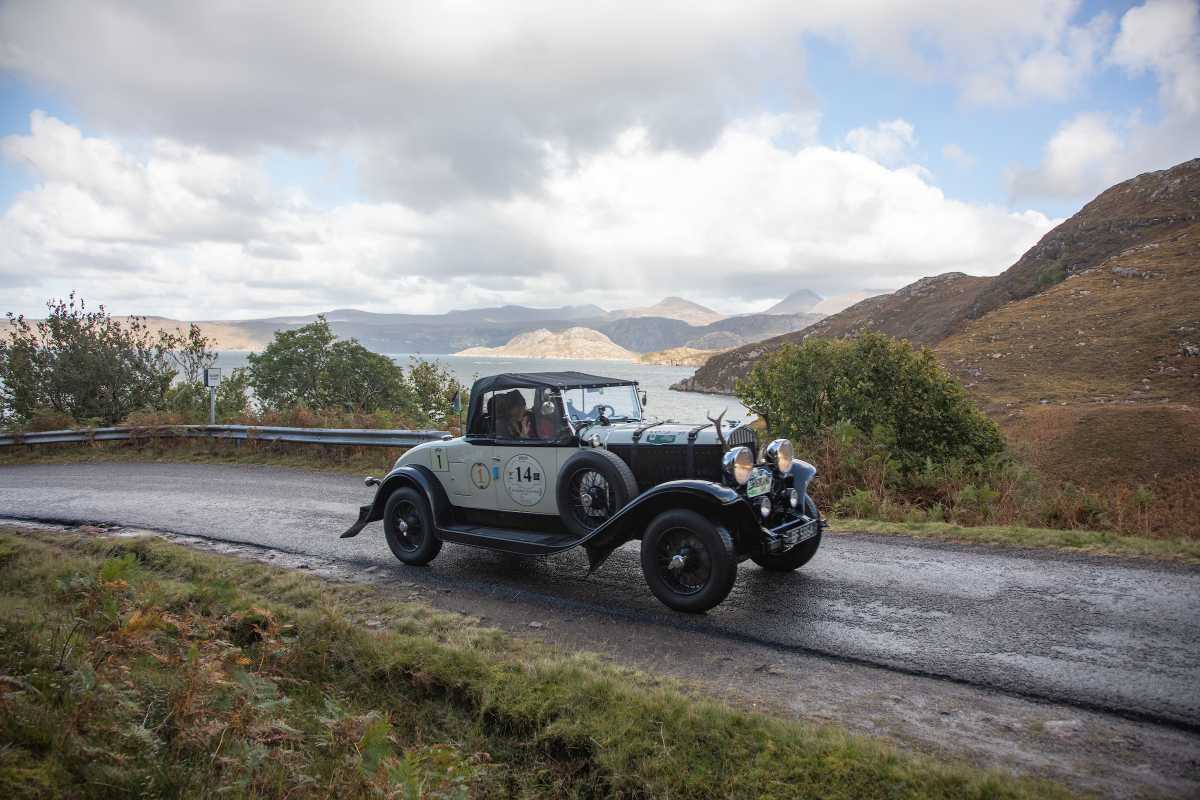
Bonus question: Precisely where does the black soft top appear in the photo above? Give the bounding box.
[470,371,636,394]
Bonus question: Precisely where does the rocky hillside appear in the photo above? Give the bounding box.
[637,346,727,366]
[938,223,1200,483]
[454,327,638,361]
[968,158,1200,321]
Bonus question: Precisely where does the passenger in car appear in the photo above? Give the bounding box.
[497,390,531,439]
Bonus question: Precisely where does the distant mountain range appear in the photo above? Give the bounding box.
[133,294,829,357]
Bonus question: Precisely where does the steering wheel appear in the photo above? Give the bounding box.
[588,404,616,422]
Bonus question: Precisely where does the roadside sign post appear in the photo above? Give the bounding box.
[203,367,222,425]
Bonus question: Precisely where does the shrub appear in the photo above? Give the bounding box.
[0,294,214,426]
[246,318,463,427]
[736,331,1005,472]
[247,317,412,413]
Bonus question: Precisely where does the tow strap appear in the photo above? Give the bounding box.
[686,422,714,478]
[629,420,667,474]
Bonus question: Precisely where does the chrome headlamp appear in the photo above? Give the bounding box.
[764,438,794,473]
[722,446,753,485]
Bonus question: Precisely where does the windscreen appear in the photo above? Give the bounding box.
[561,384,642,423]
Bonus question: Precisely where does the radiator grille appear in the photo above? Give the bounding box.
[727,425,758,459]
[608,444,723,492]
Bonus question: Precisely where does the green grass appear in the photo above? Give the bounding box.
[0,527,1074,799]
[831,517,1200,564]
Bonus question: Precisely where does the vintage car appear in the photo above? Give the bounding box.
[342,371,822,612]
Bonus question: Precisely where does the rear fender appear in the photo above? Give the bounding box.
[582,480,760,571]
[340,465,450,538]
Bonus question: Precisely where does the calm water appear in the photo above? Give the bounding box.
[213,352,749,424]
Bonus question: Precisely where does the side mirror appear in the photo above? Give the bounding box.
[450,391,462,414]
[540,400,556,416]
[639,390,648,407]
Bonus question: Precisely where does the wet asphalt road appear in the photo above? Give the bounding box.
[2,462,1198,730]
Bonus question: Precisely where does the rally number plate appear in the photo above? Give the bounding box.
[746,468,772,498]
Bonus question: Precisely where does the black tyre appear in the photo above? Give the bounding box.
[751,495,822,572]
[640,509,737,613]
[557,449,638,538]
[383,487,443,566]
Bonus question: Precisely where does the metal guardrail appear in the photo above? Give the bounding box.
[0,424,451,448]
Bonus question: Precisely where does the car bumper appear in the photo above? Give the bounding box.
[762,514,821,554]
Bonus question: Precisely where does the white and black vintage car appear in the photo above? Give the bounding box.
[342,371,823,612]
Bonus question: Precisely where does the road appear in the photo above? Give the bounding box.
[2,461,1198,733]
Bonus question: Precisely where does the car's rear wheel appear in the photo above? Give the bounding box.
[751,496,822,572]
[557,449,638,538]
[383,487,443,566]
[640,509,737,613]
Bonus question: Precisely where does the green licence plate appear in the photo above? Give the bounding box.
[746,469,772,498]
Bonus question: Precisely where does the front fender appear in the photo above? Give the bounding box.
[581,480,759,570]
[340,464,450,538]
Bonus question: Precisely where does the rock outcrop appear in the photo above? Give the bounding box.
[455,327,638,361]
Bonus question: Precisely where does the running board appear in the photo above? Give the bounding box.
[436,524,580,556]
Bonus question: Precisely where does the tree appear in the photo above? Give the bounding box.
[735,331,1004,471]
[247,317,414,414]
[406,357,462,428]
[0,294,213,426]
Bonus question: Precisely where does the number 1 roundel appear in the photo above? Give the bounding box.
[503,454,545,506]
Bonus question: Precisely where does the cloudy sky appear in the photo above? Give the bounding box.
[1,0,1196,320]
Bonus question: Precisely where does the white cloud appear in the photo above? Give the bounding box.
[1111,0,1200,115]
[1,113,1054,319]
[942,144,976,168]
[0,1,1128,206]
[1009,0,1199,203]
[1007,113,1124,199]
[845,119,917,166]
[1010,12,1112,102]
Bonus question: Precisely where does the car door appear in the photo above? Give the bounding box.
[493,386,562,516]
[443,391,498,510]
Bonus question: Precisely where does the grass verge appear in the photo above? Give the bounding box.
[830,517,1200,565]
[0,527,1072,799]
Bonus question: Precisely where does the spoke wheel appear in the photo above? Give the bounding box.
[390,499,425,552]
[566,468,613,530]
[555,450,637,538]
[641,509,736,613]
[654,528,712,596]
[384,487,443,566]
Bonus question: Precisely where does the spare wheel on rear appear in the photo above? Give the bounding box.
[557,449,638,538]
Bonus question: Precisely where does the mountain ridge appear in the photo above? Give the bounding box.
[764,289,822,315]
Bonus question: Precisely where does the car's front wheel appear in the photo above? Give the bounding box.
[640,509,737,613]
[383,487,443,566]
